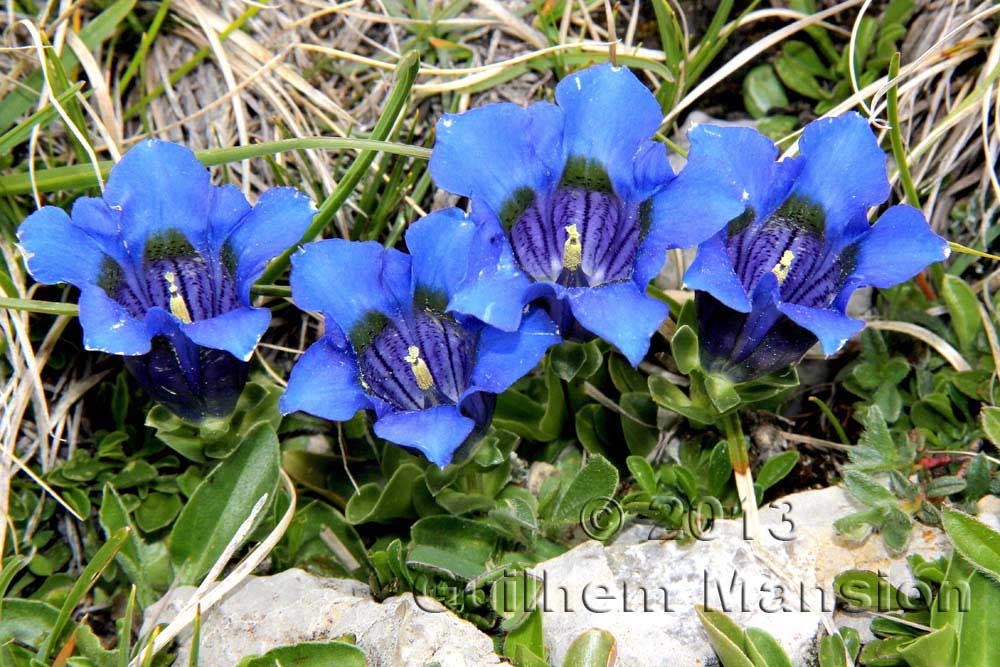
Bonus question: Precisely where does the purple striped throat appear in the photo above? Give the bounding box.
[503,158,649,288]
[100,230,240,322]
[357,311,475,411]
[725,199,853,309]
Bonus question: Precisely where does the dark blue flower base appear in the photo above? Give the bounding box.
[124,334,249,422]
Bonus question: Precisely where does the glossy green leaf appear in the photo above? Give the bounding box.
[169,423,280,585]
[696,606,754,667]
[941,274,983,351]
[671,325,700,375]
[234,641,366,667]
[742,64,789,118]
[745,627,793,667]
[563,628,617,667]
[407,516,500,580]
[755,451,800,498]
[344,463,423,525]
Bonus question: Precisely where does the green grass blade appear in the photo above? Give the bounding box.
[259,49,421,283]
[36,527,131,663]
[0,137,430,195]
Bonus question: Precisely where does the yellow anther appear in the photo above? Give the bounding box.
[771,250,795,285]
[163,271,192,323]
[562,224,582,272]
[404,345,434,390]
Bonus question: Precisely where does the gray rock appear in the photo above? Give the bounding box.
[144,569,503,667]
[529,486,952,667]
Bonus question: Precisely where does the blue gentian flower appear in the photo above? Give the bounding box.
[17,139,315,421]
[668,112,950,381]
[279,208,560,468]
[428,63,737,366]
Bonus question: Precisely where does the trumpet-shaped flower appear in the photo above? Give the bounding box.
[429,63,739,366]
[17,139,315,420]
[279,208,560,467]
[669,112,950,381]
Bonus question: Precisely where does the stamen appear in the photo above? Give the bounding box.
[163,271,192,323]
[771,250,795,285]
[562,224,582,272]
[404,345,434,390]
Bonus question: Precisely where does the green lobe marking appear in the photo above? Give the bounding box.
[559,155,614,194]
[349,311,390,354]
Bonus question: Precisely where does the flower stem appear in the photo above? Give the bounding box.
[721,411,760,541]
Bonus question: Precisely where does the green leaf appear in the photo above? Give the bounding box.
[942,508,1000,581]
[550,454,619,526]
[924,476,967,498]
[626,456,658,496]
[696,606,754,667]
[833,569,910,611]
[742,64,789,118]
[620,392,658,457]
[407,516,500,581]
[169,423,280,585]
[135,493,182,533]
[705,374,741,413]
[344,463,423,525]
[843,470,896,508]
[941,274,983,351]
[745,627,793,667]
[648,375,717,423]
[898,625,957,667]
[494,359,566,442]
[980,406,1000,451]
[956,572,1000,667]
[671,325,700,375]
[755,451,799,499]
[775,46,829,99]
[98,485,170,607]
[563,628,616,667]
[234,641,366,667]
[575,404,615,457]
[35,528,129,663]
[818,632,848,667]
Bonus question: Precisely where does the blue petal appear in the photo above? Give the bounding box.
[446,202,534,332]
[684,232,751,312]
[430,101,565,214]
[181,306,271,361]
[646,123,784,250]
[206,184,252,249]
[567,281,669,366]
[77,287,151,355]
[469,307,560,394]
[280,336,371,421]
[847,205,950,289]
[404,207,477,300]
[226,187,315,300]
[17,206,108,287]
[778,302,864,355]
[632,141,675,198]
[373,405,475,468]
[289,239,412,336]
[102,139,213,256]
[636,127,784,286]
[792,112,890,239]
[555,64,662,198]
